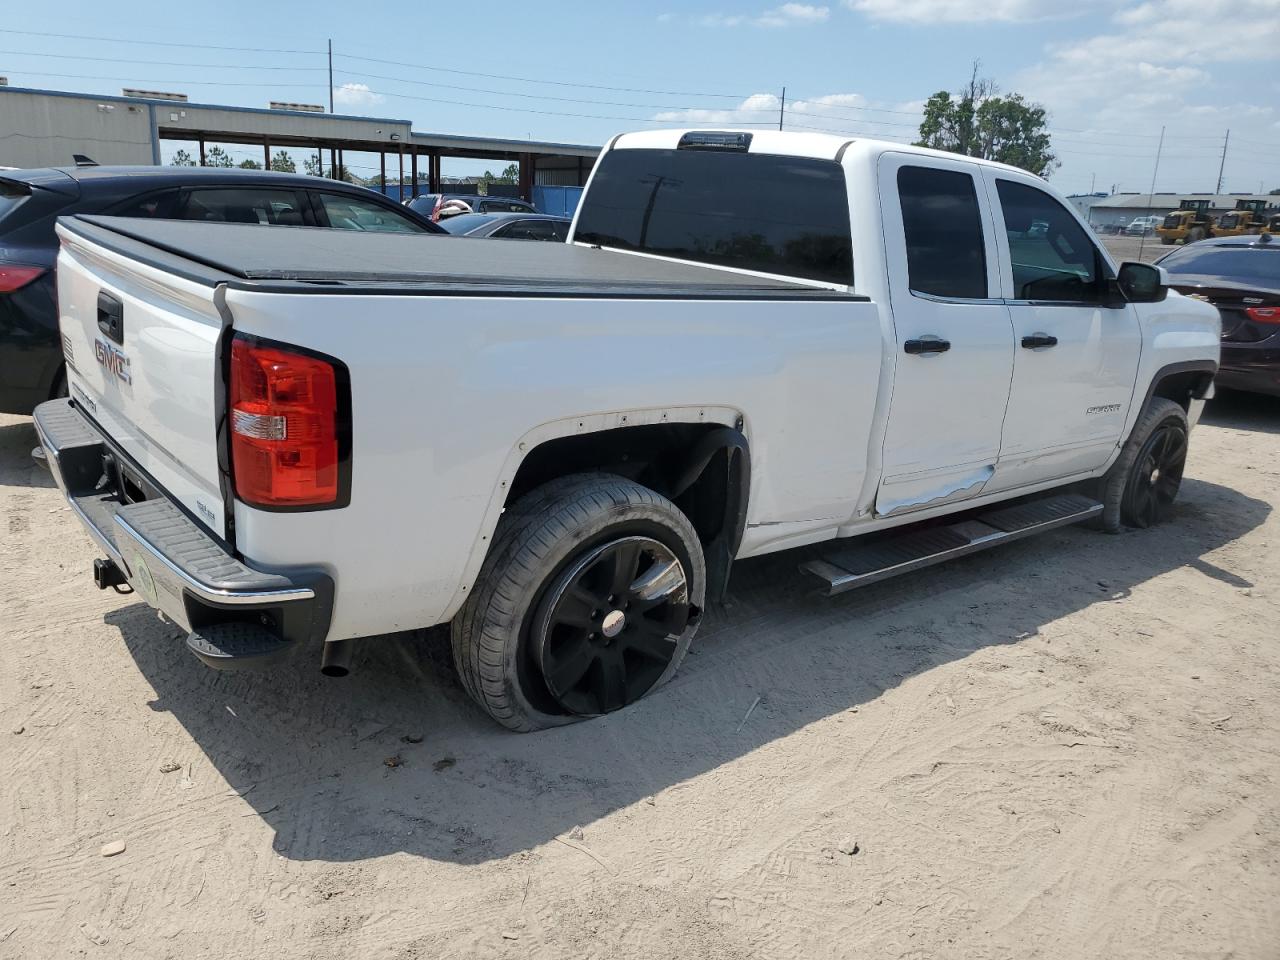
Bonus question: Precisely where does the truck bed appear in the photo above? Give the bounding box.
[60,216,856,300]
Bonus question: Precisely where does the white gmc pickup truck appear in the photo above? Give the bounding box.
[36,130,1219,731]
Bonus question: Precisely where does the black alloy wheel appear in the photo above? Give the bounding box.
[1121,421,1187,528]
[532,535,693,716]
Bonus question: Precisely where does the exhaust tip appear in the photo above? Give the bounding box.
[320,638,355,678]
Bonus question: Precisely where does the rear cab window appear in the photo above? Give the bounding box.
[573,145,853,285]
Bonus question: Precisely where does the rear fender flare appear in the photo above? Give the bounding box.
[443,405,747,622]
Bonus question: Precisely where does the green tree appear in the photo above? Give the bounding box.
[203,146,234,168]
[238,159,262,169]
[169,149,196,167]
[481,162,520,185]
[271,150,297,173]
[915,63,1057,177]
[304,154,323,177]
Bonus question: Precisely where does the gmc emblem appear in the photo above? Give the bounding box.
[94,338,132,385]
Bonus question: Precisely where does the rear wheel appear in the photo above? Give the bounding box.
[1160,236,1174,245]
[1093,398,1189,533]
[452,474,705,731]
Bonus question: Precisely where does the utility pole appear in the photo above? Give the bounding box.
[1137,125,1165,262]
[328,39,334,114]
[1214,129,1229,194]
[1090,172,1096,194]
[778,87,786,131]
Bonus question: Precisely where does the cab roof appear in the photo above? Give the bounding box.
[608,128,1039,180]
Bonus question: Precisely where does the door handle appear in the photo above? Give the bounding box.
[904,337,951,356]
[97,291,124,346]
[1021,333,1058,349]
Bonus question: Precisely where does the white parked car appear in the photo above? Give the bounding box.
[1126,215,1163,236]
[38,129,1220,730]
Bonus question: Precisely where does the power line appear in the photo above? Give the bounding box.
[334,52,749,100]
[0,48,326,71]
[0,27,322,54]
[3,26,1278,156]
[3,70,320,89]
[334,69,757,113]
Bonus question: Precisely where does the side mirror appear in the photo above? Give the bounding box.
[1116,261,1168,303]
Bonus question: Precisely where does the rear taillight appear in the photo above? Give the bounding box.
[229,336,348,509]
[1245,306,1280,324]
[0,264,46,293]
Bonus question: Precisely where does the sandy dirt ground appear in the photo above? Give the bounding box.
[1,393,1278,960]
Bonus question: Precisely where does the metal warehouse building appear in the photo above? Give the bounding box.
[1085,192,1278,230]
[0,85,601,200]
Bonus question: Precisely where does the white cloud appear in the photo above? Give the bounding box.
[1019,0,1278,125]
[1048,0,1278,63]
[652,91,920,140]
[696,4,830,27]
[332,83,384,108]
[845,0,1085,22]
[759,3,831,24]
[1011,0,1280,192]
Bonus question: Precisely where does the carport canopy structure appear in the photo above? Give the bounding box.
[0,86,601,189]
[151,99,600,200]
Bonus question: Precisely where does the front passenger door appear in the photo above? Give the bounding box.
[982,174,1141,493]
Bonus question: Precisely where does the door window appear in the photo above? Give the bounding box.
[479,200,534,214]
[995,180,1105,303]
[177,188,308,226]
[897,166,989,300]
[109,190,179,219]
[492,219,561,241]
[312,193,428,233]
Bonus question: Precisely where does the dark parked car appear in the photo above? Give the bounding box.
[437,212,571,241]
[403,193,536,221]
[0,165,444,414]
[1159,234,1280,397]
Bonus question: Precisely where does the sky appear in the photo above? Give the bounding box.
[1,0,1277,194]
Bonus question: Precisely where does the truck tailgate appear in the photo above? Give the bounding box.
[55,222,227,537]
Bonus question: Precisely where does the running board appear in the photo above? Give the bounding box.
[801,493,1102,597]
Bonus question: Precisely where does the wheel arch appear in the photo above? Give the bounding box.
[501,415,751,604]
[1143,359,1217,413]
[440,407,751,621]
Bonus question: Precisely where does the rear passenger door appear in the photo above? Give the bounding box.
[875,154,1015,518]
[981,172,1141,493]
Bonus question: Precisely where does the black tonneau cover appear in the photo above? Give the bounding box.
[60,215,855,300]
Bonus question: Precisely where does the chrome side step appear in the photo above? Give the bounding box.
[801,492,1102,597]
